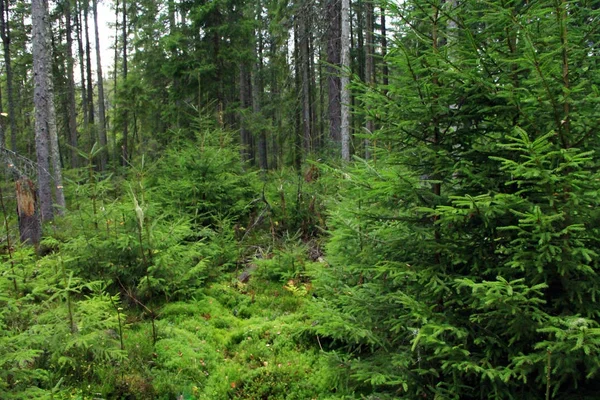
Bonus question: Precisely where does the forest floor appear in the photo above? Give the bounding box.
[109,275,328,399]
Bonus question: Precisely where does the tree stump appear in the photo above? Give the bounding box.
[16,177,41,246]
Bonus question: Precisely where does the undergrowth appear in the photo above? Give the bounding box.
[0,130,338,399]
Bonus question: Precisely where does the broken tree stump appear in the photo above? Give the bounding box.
[16,177,41,246]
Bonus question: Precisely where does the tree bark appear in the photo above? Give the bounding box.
[239,63,252,163]
[32,0,53,222]
[45,7,66,214]
[65,1,80,168]
[293,18,302,169]
[16,178,41,246]
[252,16,267,171]
[381,6,388,88]
[364,0,374,159]
[122,0,129,165]
[0,0,16,151]
[341,0,351,161]
[93,0,108,170]
[300,8,312,153]
[84,0,95,129]
[75,0,89,129]
[113,0,119,165]
[326,0,341,143]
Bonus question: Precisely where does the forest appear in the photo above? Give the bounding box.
[1,0,600,398]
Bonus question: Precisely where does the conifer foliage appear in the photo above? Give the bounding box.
[310,0,600,398]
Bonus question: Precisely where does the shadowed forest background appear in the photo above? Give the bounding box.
[2,0,600,398]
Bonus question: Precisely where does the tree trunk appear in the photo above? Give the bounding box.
[0,0,16,151]
[300,9,312,153]
[380,6,388,88]
[16,178,41,246]
[341,0,351,161]
[326,0,341,144]
[75,0,88,129]
[45,8,66,214]
[309,31,318,150]
[122,0,129,165]
[84,0,95,129]
[293,19,302,169]
[65,1,80,168]
[93,0,107,170]
[356,0,364,81]
[239,63,251,163]
[113,0,119,165]
[252,24,267,171]
[32,0,53,222]
[364,0,374,159]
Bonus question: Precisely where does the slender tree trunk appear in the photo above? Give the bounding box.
[84,0,95,130]
[75,0,88,129]
[341,0,351,161]
[32,0,53,222]
[168,0,176,30]
[293,19,302,169]
[326,0,341,144]
[356,0,364,81]
[364,0,374,159]
[380,7,388,88]
[0,0,16,151]
[300,9,312,153]
[65,1,79,168]
[113,0,119,165]
[122,0,129,165]
[93,0,107,170]
[309,33,317,150]
[239,63,251,163]
[45,11,65,214]
[252,12,267,171]
[270,38,279,169]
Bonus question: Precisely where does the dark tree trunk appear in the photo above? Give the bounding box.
[293,19,302,169]
[300,9,312,153]
[364,0,374,158]
[0,0,16,151]
[16,178,41,246]
[65,0,80,168]
[93,0,107,170]
[75,0,88,129]
[380,6,388,88]
[84,0,95,129]
[239,63,252,163]
[326,0,341,143]
[122,0,129,165]
[113,0,119,165]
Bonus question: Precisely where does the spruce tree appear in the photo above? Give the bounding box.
[310,0,600,397]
